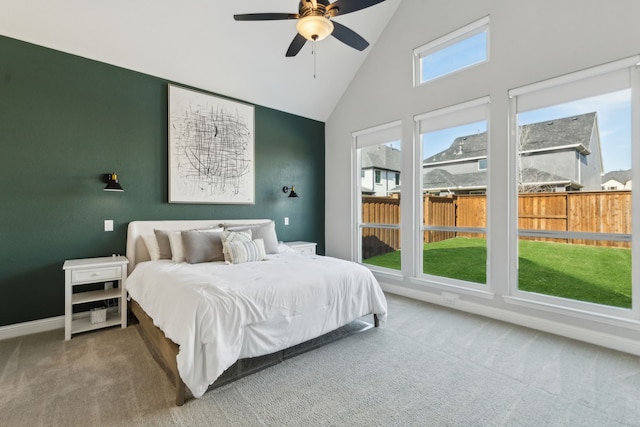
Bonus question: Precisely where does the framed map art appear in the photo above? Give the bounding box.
[168,84,255,204]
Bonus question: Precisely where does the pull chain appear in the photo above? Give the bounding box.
[311,35,318,79]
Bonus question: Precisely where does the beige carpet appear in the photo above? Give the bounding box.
[2,294,640,426]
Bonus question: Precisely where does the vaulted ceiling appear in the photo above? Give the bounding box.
[1,0,402,121]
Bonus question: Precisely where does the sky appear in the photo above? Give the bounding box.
[421,32,487,83]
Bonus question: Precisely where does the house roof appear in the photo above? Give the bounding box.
[602,169,632,184]
[423,169,486,191]
[361,144,401,172]
[422,167,576,191]
[519,168,577,187]
[424,112,597,164]
[522,112,596,153]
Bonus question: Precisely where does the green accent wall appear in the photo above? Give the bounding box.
[0,36,325,327]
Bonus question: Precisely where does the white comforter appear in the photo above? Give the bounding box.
[126,250,388,398]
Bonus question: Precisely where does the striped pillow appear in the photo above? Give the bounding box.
[221,230,252,262]
[225,239,267,264]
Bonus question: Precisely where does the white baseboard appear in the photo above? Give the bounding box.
[381,283,640,357]
[0,316,64,341]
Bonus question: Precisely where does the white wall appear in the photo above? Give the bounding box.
[326,0,640,353]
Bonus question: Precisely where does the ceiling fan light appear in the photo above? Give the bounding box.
[296,15,334,41]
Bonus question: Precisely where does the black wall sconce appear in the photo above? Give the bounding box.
[282,185,298,198]
[103,173,124,192]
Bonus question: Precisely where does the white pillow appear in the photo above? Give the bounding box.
[168,231,186,263]
[142,234,161,261]
[225,239,266,264]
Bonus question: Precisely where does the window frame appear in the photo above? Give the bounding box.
[506,56,640,321]
[352,121,403,273]
[413,96,493,297]
[413,16,490,87]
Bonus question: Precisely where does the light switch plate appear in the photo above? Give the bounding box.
[104,220,114,232]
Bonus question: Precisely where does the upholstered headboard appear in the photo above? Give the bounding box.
[126,219,272,274]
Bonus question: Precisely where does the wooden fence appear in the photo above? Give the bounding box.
[361,196,401,259]
[362,191,631,257]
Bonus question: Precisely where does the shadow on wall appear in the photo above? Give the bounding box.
[2,263,64,326]
[362,235,395,259]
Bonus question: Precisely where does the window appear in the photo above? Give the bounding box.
[354,122,402,272]
[414,16,489,86]
[478,159,487,170]
[509,56,637,316]
[415,97,490,287]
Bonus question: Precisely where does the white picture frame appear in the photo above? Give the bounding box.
[168,84,255,204]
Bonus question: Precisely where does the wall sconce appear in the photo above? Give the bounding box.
[103,173,124,192]
[282,186,298,198]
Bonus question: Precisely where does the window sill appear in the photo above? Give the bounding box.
[409,276,495,300]
[503,296,640,330]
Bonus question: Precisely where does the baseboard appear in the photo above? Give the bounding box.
[381,283,640,357]
[0,316,64,341]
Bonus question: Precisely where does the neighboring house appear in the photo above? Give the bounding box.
[423,112,604,194]
[361,145,401,196]
[602,170,632,190]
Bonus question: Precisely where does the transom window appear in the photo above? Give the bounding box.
[414,16,489,86]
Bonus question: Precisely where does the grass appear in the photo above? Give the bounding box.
[364,237,632,308]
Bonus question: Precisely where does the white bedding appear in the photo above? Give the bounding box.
[126,249,387,398]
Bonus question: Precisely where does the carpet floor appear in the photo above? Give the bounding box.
[2,293,640,426]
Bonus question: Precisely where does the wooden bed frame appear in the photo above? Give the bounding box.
[125,219,380,406]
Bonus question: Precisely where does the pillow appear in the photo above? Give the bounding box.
[154,229,173,259]
[182,229,225,264]
[224,221,279,254]
[168,231,186,263]
[142,234,161,261]
[221,230,252,262]
[225,238,266,264]
[154,226,223,260]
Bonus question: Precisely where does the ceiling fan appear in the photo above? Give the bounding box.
[234,0,387,57]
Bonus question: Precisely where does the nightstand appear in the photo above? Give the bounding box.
[62,256,129,340]
[285,241,317,254]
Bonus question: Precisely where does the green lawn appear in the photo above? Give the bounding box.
[364,237,632,308]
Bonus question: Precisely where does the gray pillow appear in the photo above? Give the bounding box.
[153,229,173,259]
[224,221,279,254]
[181,229,225,264]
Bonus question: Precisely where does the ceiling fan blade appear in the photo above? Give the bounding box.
[326,0,386,17]
[331,21,369,51]
[286,33,308,57]
[234,13,298,21]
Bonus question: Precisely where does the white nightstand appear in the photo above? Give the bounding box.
[285,241,317,254]
[62,256,129,340]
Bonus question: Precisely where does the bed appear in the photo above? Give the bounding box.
[125,219,388,405]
